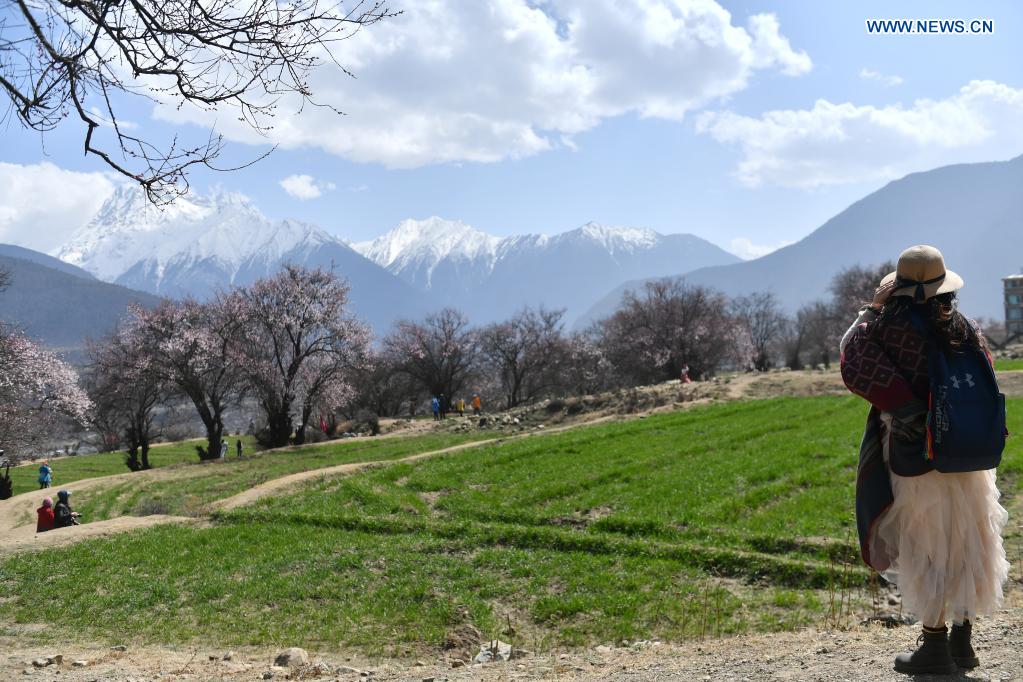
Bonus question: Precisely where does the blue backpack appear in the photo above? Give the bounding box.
[909,308,1006,472]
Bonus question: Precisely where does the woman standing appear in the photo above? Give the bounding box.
[840,245,1009,675]
[38,460,52,489]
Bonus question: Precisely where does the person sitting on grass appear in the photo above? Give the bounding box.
[52,489,81,529]
[36,497,54,533]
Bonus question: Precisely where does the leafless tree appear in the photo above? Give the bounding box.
[384,308,480,403]
[480,307,569,409]
[2,0,395,202]
[829,261,895,323]
[597,278,739,384]
[731,292,785,371]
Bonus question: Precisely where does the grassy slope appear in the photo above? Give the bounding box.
[996,358,1023,372]
[76,431,496,520]
[1,396,1020,653]
[6,436,262,495]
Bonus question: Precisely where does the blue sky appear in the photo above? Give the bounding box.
[2,0,1022,257]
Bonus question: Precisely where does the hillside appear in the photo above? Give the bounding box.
[0,252,161,353]
[0,371,1020,679]
[582,155,1023,326]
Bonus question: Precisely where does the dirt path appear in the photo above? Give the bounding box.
[2,590,1019,681]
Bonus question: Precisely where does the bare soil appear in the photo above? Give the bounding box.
[2,585,1019,681]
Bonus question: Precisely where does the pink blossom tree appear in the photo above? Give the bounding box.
[127,297,245,460]
[384,308,480,404]
[235,266,371,447]
[86,322,168,471]
[0,329,92,498]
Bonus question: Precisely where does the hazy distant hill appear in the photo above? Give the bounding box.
[582,156,1023,326]
[0,244,95,280]
[0,251,161,354]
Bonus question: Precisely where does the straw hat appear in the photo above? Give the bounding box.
[879,245,964,303]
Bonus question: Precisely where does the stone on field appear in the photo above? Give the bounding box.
[474,640,513,663]
[72,661,87,667]
[274,647,309,667]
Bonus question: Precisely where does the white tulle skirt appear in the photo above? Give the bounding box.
[869,420,1010,625]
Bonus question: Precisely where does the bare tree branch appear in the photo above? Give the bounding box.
[1,0,397,203]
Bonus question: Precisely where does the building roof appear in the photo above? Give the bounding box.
[1004,274,1023,281]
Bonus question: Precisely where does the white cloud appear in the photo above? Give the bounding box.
[696,80,1023,188]
[0,162,116,253]
[279,174,336,200]
[729,237,793,260]
[154,1,810,168]
[859,68,903,87]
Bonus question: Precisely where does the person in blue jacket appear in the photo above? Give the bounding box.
[38,461,52,489]
[431,396,440,421]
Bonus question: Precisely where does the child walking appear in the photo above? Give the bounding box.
[840,245,1009,675]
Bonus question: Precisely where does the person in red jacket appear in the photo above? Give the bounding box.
[36,497,54,533]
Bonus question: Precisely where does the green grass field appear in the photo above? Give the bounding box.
[1,396,1020,654]
[996,358,1023,372]
[6,435,262,495]
[74,430,498,520]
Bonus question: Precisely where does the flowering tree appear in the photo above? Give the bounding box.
[597,278,740,384]
[479,307,569,408]
[235,266,370,447]
[0,329,91,499]
[730,292,785,371]
[384,308,480,403]
[127,297,245,460]
[86,324,167,471]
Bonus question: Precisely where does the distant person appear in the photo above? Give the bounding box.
[38,461,52,489]
[52,490,80,528]
[36,497,54,533]
[679,365,692,384]
[409,398,416,420]
[456,398,465,417]
[438,393,447,419]
[431,396,440,421]
[236,439,243,459]
[219,439,228,459]
[840,245,1008,675]
[471,394,481,416]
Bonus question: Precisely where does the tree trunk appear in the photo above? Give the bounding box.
[125,442,141,471]
[140,441,151,470]
[262,409,292,448]
[200,424,224,461]
[0,465,12,500]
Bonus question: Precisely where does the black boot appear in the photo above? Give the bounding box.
[949,620,979,669]
[894,626,957,675]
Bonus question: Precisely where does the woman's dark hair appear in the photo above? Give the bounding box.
[875,292,986,353]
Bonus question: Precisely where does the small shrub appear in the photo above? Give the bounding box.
[354,409,381,436]
[133,497,172,516]
[545,398,566,414]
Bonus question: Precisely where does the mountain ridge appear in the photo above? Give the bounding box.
[579,155,1023,326]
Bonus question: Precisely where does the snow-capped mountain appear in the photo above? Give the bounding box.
[354,217,501,291]
[56,186,428,332]
[52,188,738,331]
[356,217,741,322]
[59,186,335,290]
